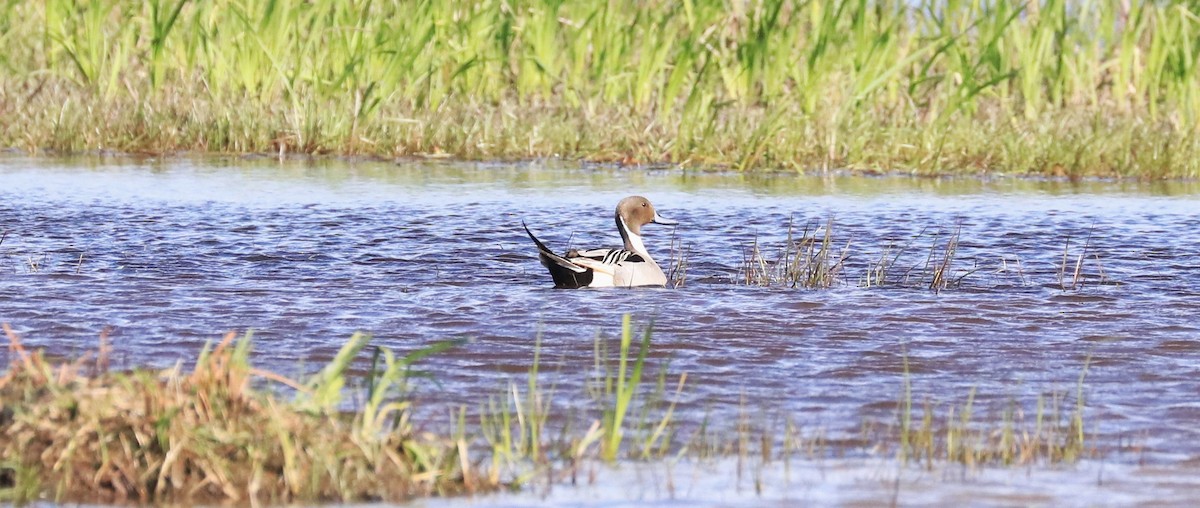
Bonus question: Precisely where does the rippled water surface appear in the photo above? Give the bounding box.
[3,156,1200,504]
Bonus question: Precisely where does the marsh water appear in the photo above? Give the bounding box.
[3,156,1200,505]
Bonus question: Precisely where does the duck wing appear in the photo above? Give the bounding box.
[567,248,645,266]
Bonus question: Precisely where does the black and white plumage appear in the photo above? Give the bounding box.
[568,248,646,265]
[523,196,677,288]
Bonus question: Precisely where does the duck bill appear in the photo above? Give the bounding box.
[652,212,678,226]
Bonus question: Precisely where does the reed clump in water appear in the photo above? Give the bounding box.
[0,326,491,505]
[1057,227,1113,290]
[744,220,1113,291]
[743,218,849,288]
[890,356,1093,468]
[1,1,1199,178]
[741,220,971,290]
[477,314,686,487]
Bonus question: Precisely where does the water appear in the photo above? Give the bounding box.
[3,156,1200,504]
[409,459,1200,507]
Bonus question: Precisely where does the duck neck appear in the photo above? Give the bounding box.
[617,215,654,262]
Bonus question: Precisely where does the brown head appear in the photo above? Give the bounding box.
[615,195,677,236]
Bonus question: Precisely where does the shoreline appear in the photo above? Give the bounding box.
[3,148,1199,184]
[4,1,1199,179]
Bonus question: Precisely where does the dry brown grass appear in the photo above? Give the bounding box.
[0,325,493,505]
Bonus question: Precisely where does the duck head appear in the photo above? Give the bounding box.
[615,195,677,235]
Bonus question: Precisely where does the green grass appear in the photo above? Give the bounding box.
[479,314,681,480]
[0,316,1103,504]
[1,0,1199,177]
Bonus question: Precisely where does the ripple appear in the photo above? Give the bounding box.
[4,159,1200,465]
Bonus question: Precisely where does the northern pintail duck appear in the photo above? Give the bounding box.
[523,196,678,288]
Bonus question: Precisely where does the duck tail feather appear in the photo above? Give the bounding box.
[522,221,553,254]
[523,221,586,273]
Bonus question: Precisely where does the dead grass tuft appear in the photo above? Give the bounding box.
[0,325,494,505]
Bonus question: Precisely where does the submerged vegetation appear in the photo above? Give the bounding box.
[2,316,1097,505]
[1,0,1199,177]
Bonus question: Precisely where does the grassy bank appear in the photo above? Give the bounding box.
[1,317,1095,505]
[0,0,1198,177]
[0,327,491,504]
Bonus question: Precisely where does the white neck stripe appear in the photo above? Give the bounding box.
[619,216,653,262]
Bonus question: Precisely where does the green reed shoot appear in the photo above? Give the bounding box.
[600,314,653,462]
[299,331,369,411]
[361,339,461,439]
[525,329,546,460]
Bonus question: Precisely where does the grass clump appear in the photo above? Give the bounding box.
[743,219,1112,291]
[0,326,491,505]
[888,355,1093,469]
[478,314,685,483]
[743,218,849,288]
[1,1,1199,177]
